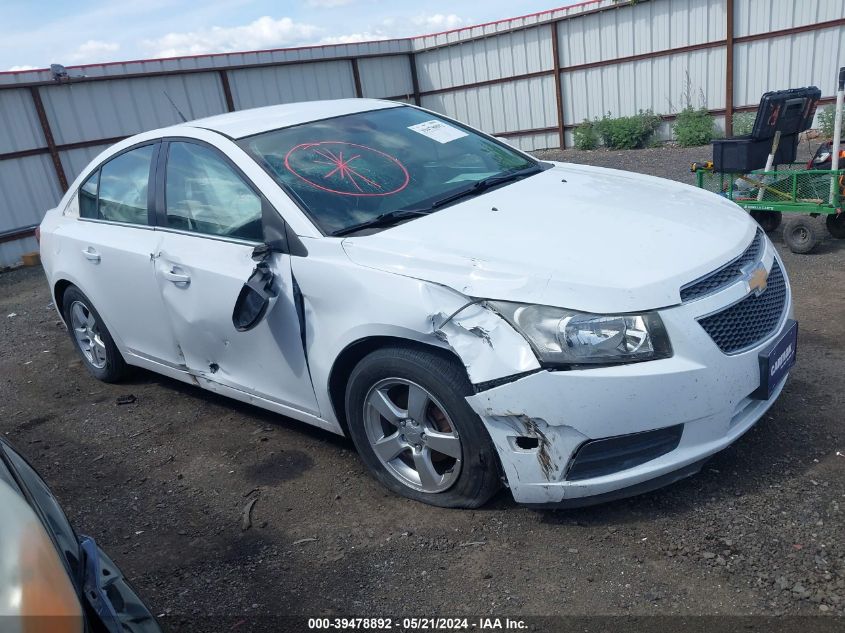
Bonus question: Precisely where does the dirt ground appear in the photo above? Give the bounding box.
[1,145,844,631]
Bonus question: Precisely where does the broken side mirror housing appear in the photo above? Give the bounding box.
[232,202,309,332]
[231,201,284,332]
[232,258,277,332]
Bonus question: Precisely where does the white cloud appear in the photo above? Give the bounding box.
[142,16,322,58]
[7,64,39,71]
[67,40,120,63]
[305,0,356,7]
[320,32,390,45]
[318,13,470,45]
[412,13,466,31]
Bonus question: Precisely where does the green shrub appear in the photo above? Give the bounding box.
[594,110,662,149]
[573,120,599,150]
[817,104,842,139]
[672,107,715,146]
[731,112,756,136]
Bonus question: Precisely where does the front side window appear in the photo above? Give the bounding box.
[237,105,536,235]
[97,145,155,224]
[165,142,263,242]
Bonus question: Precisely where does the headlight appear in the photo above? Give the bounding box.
[488,301,672,366]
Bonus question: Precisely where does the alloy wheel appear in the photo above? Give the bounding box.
[69,300,107,369]
[363,378,462,493]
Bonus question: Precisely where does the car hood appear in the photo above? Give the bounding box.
[341,162,756,313]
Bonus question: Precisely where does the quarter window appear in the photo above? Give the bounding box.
[165,142,263,242]
[79,171,98,218]
[97,145,155,224]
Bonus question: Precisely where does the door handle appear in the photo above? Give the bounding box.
[82,247,100,263]
[162,267,191,285]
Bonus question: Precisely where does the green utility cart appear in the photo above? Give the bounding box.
[694,67,844,254]
[695,163,844,253]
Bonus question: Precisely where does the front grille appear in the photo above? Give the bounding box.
[680,229,764,302]
[697,260,787,354]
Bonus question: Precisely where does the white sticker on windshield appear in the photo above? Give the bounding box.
[408,120,468,144]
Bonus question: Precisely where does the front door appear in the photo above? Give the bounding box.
[153,140,319,415]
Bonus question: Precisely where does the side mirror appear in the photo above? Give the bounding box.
[232,256,277,332]
[232,203,308,332]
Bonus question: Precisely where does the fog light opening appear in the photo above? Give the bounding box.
[514,436,539,450]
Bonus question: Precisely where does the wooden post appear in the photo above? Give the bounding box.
[29,86,68,192]
[551,21,566,149]
[725,0,735,137]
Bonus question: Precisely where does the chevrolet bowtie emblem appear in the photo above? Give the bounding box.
[745,261,769,296]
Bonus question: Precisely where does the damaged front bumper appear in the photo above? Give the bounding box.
[464,291,793,506]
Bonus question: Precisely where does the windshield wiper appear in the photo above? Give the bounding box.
[409,165,544,213]
[330,165,543,237]
[331,209,432,237]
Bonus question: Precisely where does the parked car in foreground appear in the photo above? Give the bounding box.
[39,99,796,507]
[0,439,159,632]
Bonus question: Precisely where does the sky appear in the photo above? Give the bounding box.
[1,0,582,71]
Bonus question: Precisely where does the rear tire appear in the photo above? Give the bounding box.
[750,210,782,233]
[826,213,845,239]
[782,216,820,254]
[62,285,128,383]
[345,346,501,508]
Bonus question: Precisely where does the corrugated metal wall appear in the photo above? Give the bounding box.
[734,0,845,108]
[1,0,843,266]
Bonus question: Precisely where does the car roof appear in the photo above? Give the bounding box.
[183,98,402,139]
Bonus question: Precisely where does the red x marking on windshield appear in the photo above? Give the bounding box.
[313,148,383,192]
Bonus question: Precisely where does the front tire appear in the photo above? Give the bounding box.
[62,286,128,383]
[826,212,845,239]
[782,215,820,254]
[345,346,501,508]
[750,210,781,233]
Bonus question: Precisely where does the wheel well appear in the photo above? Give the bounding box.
[53,279,73,321]
[327,336,466,436]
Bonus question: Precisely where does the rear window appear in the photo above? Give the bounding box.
[79,144,154,225]
[237,106,533,235]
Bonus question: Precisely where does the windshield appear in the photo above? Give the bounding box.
[237,106,535,235]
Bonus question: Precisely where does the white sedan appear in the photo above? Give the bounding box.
[39,99,796,508]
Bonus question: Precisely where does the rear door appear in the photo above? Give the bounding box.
[153,139,319,415]
[53,142,183,368]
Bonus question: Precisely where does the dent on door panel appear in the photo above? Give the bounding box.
[154,234,320,416]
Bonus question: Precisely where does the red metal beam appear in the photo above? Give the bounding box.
[493,126,558,138]
[561,39,725,74]
[734,18,845,44]
[350,58,363,97]
[219,70,235,112]
[408,53,421,106]
[550,22,566,149]
[725,0,735,136]
[418,69,554,97]
[29,86,68,191]
[0,226,37,245]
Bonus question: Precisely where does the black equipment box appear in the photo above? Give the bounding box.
[712,86,821,173]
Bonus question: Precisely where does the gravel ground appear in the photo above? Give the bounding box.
[1,144,844,631]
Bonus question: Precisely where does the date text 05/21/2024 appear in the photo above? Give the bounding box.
[307,617,528,630]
